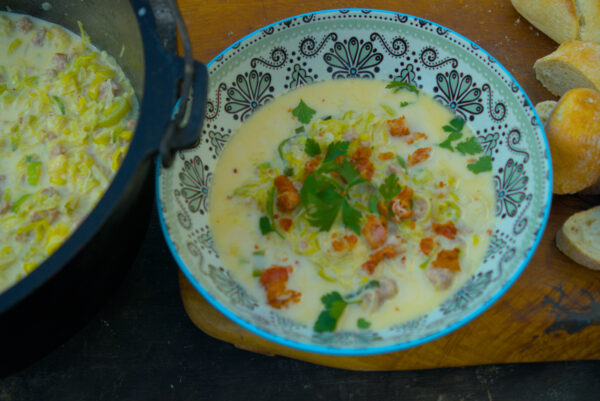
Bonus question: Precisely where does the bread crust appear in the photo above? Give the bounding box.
[546,88,600,194]
[575,0,600,42]
[556,205,600,271]
[534,40,600,97]
[511,0,578,43]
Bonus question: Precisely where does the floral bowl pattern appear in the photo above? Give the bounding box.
[156,9,552,355]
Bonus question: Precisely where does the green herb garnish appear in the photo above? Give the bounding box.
[283,167,294,177]
[399,101,411,108]
[292,99,316,124]
[378,173,402,203]
[439,117,465,151]
[396,155,406,169]
[467,155,493,174]
[357,318,372,330]
[386,81,419,94]
[314,291,348,333]
[341,198,362,235]
[295,126,305,134]
[455,136,483,155]
[304,138,321,157]
[11,194,31,213]
[324,140,349,162]
[252,268,263,277]
[368,195,379,214]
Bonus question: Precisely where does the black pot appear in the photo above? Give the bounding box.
[0,0,207,375]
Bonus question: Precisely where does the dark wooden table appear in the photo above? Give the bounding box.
[1,206,599,401]
[1,0,599,399]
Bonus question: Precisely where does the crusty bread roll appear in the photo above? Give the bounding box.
[545,88,600,194]
[511,0,600,43]
[535,100,557,125]
[534,41,600,96]
[511,0,579,43]
[556,205,600,271]
[576,0,600,42]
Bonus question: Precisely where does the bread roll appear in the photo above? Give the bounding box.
[535,100,557,125]
[534,41,600,96]
[576,0,600,42]
[545,88,600,194]
[511,0,578,43]
[556,205,600,271]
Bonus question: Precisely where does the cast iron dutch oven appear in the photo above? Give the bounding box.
[0,0,207,374]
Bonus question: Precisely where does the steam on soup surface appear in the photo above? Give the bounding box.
[210,79,495,332]
[0,13,138,293]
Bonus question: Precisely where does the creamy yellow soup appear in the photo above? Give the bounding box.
[0,13,138,293]
[210,79,495,332]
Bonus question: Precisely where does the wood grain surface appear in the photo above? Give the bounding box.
[176,0,600,370]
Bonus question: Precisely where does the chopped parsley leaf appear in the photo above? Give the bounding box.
[467,155,493,174]
[341,199,362,235]
[292,99,316,124]
[379,173,402,203]
[368,195,379,214]
[357,318,371,329]
[314,291,348,333]
[305,138,321,157]
[295,126,305,134]
[455,136,483,155]
[324,141,350,162]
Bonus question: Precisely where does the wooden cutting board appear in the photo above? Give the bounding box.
[177,0,600,370]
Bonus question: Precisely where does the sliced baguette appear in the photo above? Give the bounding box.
[556,205,600,271]
[535,100,558,125]
[511,0,579,43]
[534,41,600,97]
[545,88,600,194]
[575,0,600,42]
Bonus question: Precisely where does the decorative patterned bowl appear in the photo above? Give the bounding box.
[156,9,552,355]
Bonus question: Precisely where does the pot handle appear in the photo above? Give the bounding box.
[157,0,208,168]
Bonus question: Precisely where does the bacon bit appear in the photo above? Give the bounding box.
[259,266,302,309]
[279,218,293,232]
[362,246,398,274]
[274,175,300,212]
[254,244,259,249]
[377,200,389,218]
[432,248,461,271]
[406,132,428,145]
[432,221,458,240]
[387,117,410,137]
[390,186,413,222]
[395,306,400,311]
[439,181,445,188]
[362,214,388,249]
[408,147,432,166]
[331,233,338,239]
[233,168,238,173]
[350,147,374,180]
[487,229,493,235]
[273,214,279,219]
[378,152,394,160]
[420,237,435,255]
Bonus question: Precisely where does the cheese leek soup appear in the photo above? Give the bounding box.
[0,13,138,293]
[210,79,495,332]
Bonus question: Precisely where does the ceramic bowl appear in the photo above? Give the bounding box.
[157,9,552,355]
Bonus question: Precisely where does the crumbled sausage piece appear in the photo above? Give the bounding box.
[362,214,388,250]
[32,28,47,46]
[98,79,122,103]
[425,266,454,290]
[52,53,68,71]
[16,17,33,32]
[274,175,299,212]
[390,186,413,222]
[279,218,292,232]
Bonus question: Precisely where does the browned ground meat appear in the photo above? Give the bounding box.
[31,27,47,46]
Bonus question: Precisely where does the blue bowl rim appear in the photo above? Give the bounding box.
[156,8,553,356]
